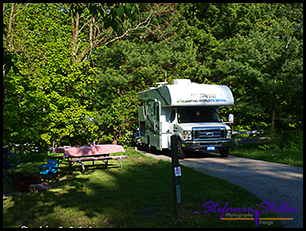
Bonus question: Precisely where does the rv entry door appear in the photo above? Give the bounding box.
[150,100,162,150]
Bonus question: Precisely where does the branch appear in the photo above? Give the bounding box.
[78,10,154,62]
[76,39,83,54]
[78,16,91,33]
[103,10,154,47]
[13,22,41,35]
[78,33,109,62]
[3,3,10,15]
[12,3,30,20]
[285,37,292,49]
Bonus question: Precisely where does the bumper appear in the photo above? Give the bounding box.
[183,143,231,152]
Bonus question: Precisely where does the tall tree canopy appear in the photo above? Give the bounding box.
[3,3,303,151]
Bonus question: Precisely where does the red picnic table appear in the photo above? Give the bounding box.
[51,145,127,173]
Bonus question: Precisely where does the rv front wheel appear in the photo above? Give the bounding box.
[220,149,229,157]
[178,140,186,159]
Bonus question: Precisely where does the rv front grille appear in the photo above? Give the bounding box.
[192,127,226,141]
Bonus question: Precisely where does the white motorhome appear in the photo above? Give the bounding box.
[138,79,234,158]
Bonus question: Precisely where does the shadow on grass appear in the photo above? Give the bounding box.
[3,150,284,228]
[3,152,176,228]
[139,145,223,159]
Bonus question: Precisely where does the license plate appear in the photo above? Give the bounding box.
[207,146,215,151]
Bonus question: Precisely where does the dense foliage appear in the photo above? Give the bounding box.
[3,3,303,151]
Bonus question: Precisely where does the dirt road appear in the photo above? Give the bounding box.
[138,149,303,228]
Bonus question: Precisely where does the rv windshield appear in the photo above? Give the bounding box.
[177,107,221,123]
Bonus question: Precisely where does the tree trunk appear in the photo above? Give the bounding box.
[71,10,80,62]
[6,3,15,48]
[89,16,94,52]
[5,3,30,49]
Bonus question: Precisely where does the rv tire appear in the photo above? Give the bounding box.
[178,140,186,159]
[144,144,150,152]
[220,149,229,157]
[143,137,150,152]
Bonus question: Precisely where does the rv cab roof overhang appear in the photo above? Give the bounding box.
[139,79,234,107]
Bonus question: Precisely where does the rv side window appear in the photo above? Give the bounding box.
[156,103,159,121]
[170,109,176,122]
[142,103,147,117]
[150,102,154,116]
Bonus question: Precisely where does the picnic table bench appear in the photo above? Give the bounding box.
[51,145,127,174]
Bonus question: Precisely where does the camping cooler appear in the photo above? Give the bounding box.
[10,173,41,192]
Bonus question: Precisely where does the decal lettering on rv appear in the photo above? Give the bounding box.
[177,99,226,103]
[191,93,216,98]
[210,99,227,102]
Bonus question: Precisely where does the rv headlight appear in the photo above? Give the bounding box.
[183,130,192,140]
[226,130,231,139]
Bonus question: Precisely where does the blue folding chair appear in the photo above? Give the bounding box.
[3,147,23,184]
[37,160,59,181]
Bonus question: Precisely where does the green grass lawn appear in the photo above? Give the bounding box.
[230,143,303,167]
[3,150,283,228]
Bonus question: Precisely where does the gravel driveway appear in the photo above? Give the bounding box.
[138,149,303,228]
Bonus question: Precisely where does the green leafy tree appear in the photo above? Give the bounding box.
[3,4,98,150]
[90,34,202,143]
[223,18,303,133]
[3,2,303,150]
[3,3,157,148]
[176,3,303,133]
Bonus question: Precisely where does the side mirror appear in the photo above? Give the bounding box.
[170,110,176,122]
[228,114,234,123]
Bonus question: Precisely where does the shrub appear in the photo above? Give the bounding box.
[279,130,303,151]
[260,129,303,151]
